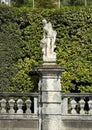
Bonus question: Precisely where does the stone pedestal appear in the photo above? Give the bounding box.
[37,64,64,130]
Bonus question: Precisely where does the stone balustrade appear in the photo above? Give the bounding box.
[0,92,38,115]
[62,93,92,115]
[1,92,92,116]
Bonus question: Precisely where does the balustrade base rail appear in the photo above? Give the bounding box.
[0,114,38,120]
[61,114,92,120]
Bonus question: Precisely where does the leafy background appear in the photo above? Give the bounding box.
[0,5,92,93]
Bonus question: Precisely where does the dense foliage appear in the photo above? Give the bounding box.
[0,5,92,93]
[11,0,92,7]
[11,0,57,8]
[35,0,57,8]
[11,0,33,7]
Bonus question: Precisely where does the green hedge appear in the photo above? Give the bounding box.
[0,5,92,92]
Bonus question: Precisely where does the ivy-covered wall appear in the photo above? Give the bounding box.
[0,5,92,92]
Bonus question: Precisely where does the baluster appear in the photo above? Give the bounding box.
[70,98,77,114]
[0,98,7,114]
[34,97,38,114]
[17,99,23,114]
[79,99,85,115]
[8,98,15,114]
[25,98,32,114]
[88,99,92,115]
[62,97,68,114]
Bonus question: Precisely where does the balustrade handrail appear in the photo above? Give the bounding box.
[0,92,38,98]
[62,93,92,98]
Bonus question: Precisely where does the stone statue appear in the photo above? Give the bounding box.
[41,19,57,62]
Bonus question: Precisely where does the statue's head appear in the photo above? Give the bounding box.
[42,19,47,25]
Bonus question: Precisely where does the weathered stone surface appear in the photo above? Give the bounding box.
[61,119,92,130]
[0,118,38,130]
[38,65,63,130]
[42,115,61,130]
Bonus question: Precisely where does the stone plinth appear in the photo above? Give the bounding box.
[37,64,64,130]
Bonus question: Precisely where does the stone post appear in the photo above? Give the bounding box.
[37,19,64,130]
[37,63,63,130]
